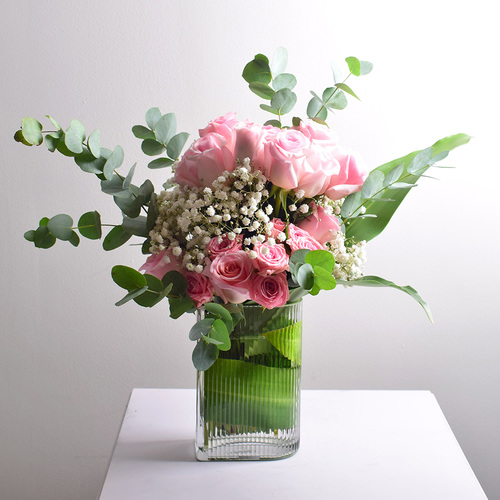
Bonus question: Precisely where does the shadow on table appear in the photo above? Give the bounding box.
[118,439,196,462]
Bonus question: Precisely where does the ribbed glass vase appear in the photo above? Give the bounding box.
[195,300,302,461]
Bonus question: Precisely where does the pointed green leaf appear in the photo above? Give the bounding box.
[167,132,189,160]
[335,83,359,100]
[383,163,404,187]
[103,145,124,180]
[123,163,136,189]
[132,125,155,140]
[115,286,148,306]
[249,82,275,100]
[46,115,62,130]
[154,113,176,145]
[103,225,132,251]
[407,147,433,174]
[69,231,80,247]
[147,158,174,169]
[260,103,280,116]
[361,170,385,198]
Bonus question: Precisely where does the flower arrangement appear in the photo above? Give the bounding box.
[15,48,470,371]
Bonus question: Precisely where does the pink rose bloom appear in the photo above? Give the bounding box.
[297,203,341,245]
[139,250,181,280]
[206,234,242,259]
[252,272,289,309]
[206,250,254,304]
[173,132,235,189]
[185,272,214,308]
[286,223,324,253]
[252,243,289,276]
[199,112,238,150]
[270,218,286,239]
[262,129,310,190]
[294,119,339,147]
[233,120,266,164]
[323,146,368,200]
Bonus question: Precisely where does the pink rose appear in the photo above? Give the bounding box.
[233,120,266,164]
[185,272,214,308]
[270,218,286,239]
[205,234,242,259]
[206,250,254,304]
[286,223,324,253]
[252,243,289,275]
[139,250,181,280]
[174,132,235,189]
[297,203,340,245]
[323,146,367,200]
[262,129,310,190]
[199,112,238,150]
[295,119,339,147]
[252,272,289,309]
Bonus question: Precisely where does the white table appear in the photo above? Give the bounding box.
[99,389,487,499]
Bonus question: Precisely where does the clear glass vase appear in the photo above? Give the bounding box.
[195,300,302,461]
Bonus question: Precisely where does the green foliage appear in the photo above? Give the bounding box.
[343,133,472,242]
[78,211,102,239]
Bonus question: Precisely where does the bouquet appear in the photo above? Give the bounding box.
[15,48,470,371]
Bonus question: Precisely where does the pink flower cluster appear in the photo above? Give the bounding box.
[174,113,367,199]
[140,208,341,309]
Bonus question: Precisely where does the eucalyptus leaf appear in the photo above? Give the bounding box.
[148,158,174,169]
[271,89,297,114]
[33,226,56,249]
[64,119,86,154]
[359,60,373,75]
[115,286,148,307]
[46,115,62,130]
[335,83,359,100]
[21,117,43,146]
[260,104,280,116]
[345,56,361,76]
[154,113,176,145]
[122,216,148,237]
[313,266,336,291]
[325,90,348,110]
[306,97,327,120]
[24,230,36,242]
[242,54,272,84]
[270,46,288,76]
[103,145,124,180]
[167,132,189,160]
[305,249,335,273]
[210,319,231,351]
[88,130,101,158]
[297,263,314,290]
[133,274,164,307]
[189,318,215,341]
[75,149,106,174]
[111,265,147,290]
[361,170,385,199]
[132,125,155,140]
[44,132,61,152]
[407,147,433,174]
[14,129,31,146]
[249,82,275,100]
[69,231,80,247]
[272,73,297,91]
[383,163,405,187]
[145,108,162,129]
[192,341,219,371]
[103,225,132,251]
[78,211,102,239]
[169,295,194,319]
[47,214,74,241]
[123,163,136,190]
[142,139,165,156]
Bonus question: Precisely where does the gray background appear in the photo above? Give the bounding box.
[1,0,498,498]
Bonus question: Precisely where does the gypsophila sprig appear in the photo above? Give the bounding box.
[14,47,470,370]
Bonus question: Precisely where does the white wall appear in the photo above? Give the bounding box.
[1,0,498,498]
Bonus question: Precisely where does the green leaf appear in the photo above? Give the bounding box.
[169,295,194,319]
[270,46,288,76]
[335,82,359,100]
[359,60,373,75]
[338,275,433,322]
[74,148,106,174]
[383,163,404,187]
[305,249,335,273]
[44,132,62,152]
[69,231,80,247]
[88,130,101,158]
[166,132,189,159]
[242,54,272,85]
[192,341,219,371]
[64,119,86,154]
[345,56,361,76]
[345,134,471,242]
[162,270,188,297]
[24,229,36,242]
[132,125,155,140]
[14,129,31,146]
[46,115,62,130]
[33,226,56,249]
[133,273,164,307]
[249,82,275,100]
[113,193,144,218]
[407,147,433,174]
[306,97,327,120]
[147,158,174,169]
[101,174,128,197]
[47,214,74,241]
[264,119,282,128]
[189,318,215,341]
[154,113,176,145]
[272,73,297,91]
[270,88,297,114]
[141,139,165,156]
[209,319,231,351]
[111,265,147,290]
[123,163,136,190]
[324,88,348,110]
[145,107,162,129]
[313,265,336,291]
[78,211,102,239]
[361,170,385,199]
[260,104,280,116]
[122,215,148,237]
[103,225,132,251]
[297,263,314,290]
[103,145,124,180]
[115,286,148,307]
[21,117,43,145]
[204,302,233,330]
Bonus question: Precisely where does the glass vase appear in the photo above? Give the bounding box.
[195,300,302,461]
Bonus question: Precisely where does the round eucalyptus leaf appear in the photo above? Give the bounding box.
[47,214,74,241]
[189,318,215,341]
[64,119,86,154]
[24,230,36,242]
[242,55,272,85]
[21,117,43,146]
[34,226,56,249]
[154,113,176,146]
[134,273,163,307]
[56,135,77,157]
[103,145,124,180]
[132,125,155,140]
[210,319,231,351]
[313,265,337,291]
[306,97,327,120]
[88,129,101,158]
[75,149,106,174]
[297,263,315,291]
[78,211,102,240]
[14,129,31,146]
[259,104,279,116]
[102,225,132,251]
[145,108,162,129]
[272,73,297,91]
[44,132,61,152]
[111,265,147,291]
[305,249,335,273]
[345,56,361,76]
[270,88,297,114]
[167,132,189,160]
[270,46,288,76]
[192,341,219,371]
[141,139,165,156]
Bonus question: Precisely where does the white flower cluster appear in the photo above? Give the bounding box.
[326,233,367,281]
[149,160,277,270]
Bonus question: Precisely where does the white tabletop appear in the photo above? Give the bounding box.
[99,389,487,500]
